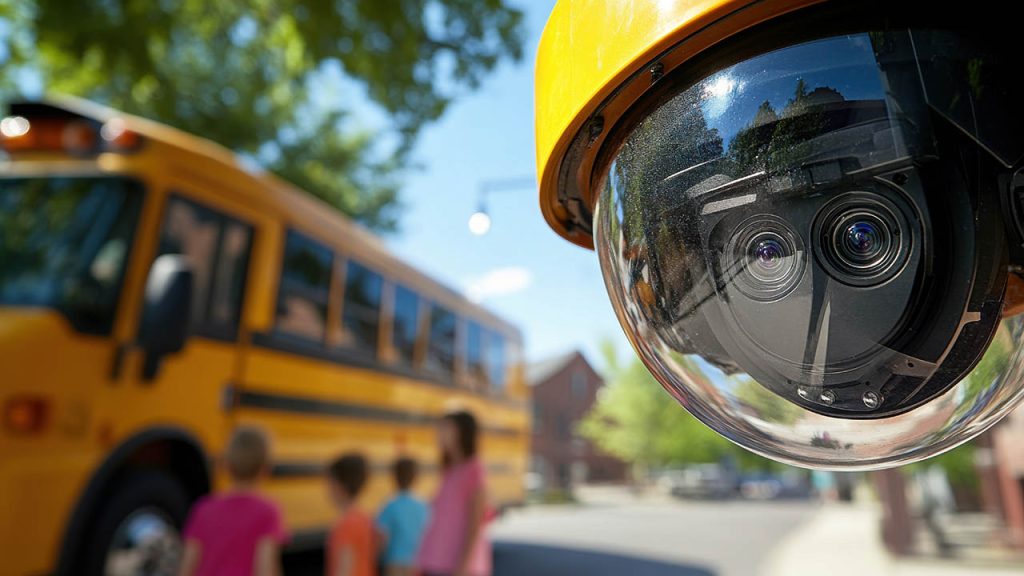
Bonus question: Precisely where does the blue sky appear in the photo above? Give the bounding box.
[384,0,628,369]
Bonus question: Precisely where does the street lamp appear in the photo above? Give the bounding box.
[468,176,535,235]
[468,207,492,235]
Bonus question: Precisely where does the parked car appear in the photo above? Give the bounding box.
[740,470,812,500]
[657,464,739,499]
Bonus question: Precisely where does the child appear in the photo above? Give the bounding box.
[418,410,491,576]
[178,426,287,576]
[376,457,430,576]
[326,452,375,576]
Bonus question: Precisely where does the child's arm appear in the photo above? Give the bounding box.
[177,539,201,576]
[455,487,487,576]
[253,536,282,576]
[334,544,355,576]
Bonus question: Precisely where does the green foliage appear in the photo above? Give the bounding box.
[734,377,801,425]
[0,0,524,230]
[579,341,780,476]
[928,443,979,490]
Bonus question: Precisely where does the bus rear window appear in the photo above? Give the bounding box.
[0,177,143,334]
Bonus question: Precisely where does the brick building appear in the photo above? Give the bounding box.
[528,350,628,491]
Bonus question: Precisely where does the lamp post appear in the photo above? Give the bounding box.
[468,176,536,235]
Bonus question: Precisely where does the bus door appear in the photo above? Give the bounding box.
[124,187,257,467]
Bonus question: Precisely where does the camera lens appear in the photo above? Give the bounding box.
[815,194,910,286]
[726,217,804,301]
[750,235,789,280]
[833,213,890,269]
[843,221,882,261]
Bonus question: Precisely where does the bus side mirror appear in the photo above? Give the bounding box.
[139,254,194,380]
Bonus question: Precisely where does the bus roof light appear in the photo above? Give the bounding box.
[0,115,30,138]
[2,103,143,155]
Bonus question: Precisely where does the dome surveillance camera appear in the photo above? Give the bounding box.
[535,0,1024,469]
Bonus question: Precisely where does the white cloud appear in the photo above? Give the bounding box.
[463,266,532,303]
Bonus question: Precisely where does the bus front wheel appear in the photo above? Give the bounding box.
[84,470,190,576]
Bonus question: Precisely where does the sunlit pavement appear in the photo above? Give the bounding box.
[766,502,1024,576]
[490,496,815,576]
[283,492,816,576]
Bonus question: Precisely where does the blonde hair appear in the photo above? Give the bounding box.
[225,426,269,482]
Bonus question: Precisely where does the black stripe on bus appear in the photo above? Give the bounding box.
[250,331,525,410]
[270,459,512,480]
[236,389,522,437]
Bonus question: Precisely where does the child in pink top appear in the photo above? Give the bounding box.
[178,427,287,576]
[417,410,491,576]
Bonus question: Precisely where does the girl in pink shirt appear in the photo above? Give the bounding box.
[417,410,491,576]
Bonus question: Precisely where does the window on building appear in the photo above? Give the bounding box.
[426,304,456,379]
[274,230,332,344]
[392,284,420,367]
[558,413,571,440]
[571,370,588,399]
[341,260,382,356]
[157,195,252,340]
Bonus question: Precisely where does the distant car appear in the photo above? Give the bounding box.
[739,471,812,500]
[658,464,739,499]
[525,472,545,494]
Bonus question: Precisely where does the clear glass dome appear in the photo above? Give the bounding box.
[594,29,1024,469]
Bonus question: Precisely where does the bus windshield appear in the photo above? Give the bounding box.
[0,177,143,334]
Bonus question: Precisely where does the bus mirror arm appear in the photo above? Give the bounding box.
[138,254,194,381]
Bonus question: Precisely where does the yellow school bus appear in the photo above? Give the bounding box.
[0,97,529,576]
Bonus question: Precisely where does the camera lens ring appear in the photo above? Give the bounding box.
[725,216,805,302]
[814,192,912,287]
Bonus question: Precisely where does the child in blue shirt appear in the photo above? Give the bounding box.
[376,457,430,576]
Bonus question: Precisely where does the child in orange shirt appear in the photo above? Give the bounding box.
[325,453,375,576]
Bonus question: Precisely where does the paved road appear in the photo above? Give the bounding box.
[283,498,817,576]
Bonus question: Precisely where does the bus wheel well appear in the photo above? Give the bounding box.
[119,436,210,502]
[56,428,210,576]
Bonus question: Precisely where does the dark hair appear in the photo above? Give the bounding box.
[225,426,269,482]
[327,453,368,498]
[442,410,478,468]
[393,457,418,490]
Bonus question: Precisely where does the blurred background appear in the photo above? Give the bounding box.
[1,1,1024,575]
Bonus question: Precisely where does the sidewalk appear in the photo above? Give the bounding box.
[764,503,1024,576]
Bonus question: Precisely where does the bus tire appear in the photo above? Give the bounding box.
[82,470,191,576]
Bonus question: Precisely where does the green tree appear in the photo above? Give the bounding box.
[734,377,801,426]
[579,341,738,478]
[0,0,524,231]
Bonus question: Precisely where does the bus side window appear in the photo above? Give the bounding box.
[392,284,420,367]
[275,230,332,345]
[488,331,507,393]
[340,260,383,357]
[466,320,487,389]
[156,195,252,340]
[425,304,456,381]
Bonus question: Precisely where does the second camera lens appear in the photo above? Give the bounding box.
[815,193,910,286]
